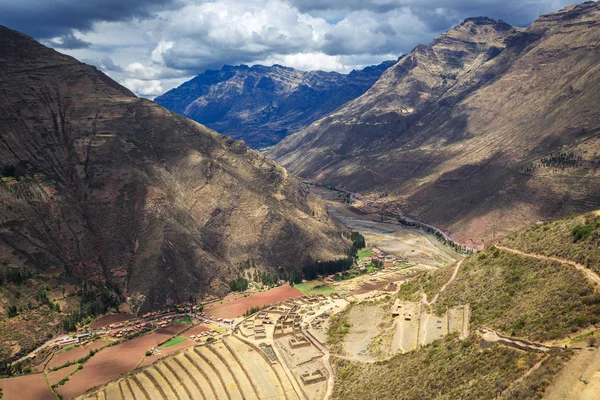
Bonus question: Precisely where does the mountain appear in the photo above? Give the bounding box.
[154,61,396,149]
[0,25,348,312]
[269,2,600,247]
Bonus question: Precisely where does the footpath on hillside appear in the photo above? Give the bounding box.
[496,245,600,286]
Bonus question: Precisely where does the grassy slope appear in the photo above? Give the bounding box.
[434,247,600,341]
[332,214,599,399]
[502,211,600,274]
[332,334,541,400]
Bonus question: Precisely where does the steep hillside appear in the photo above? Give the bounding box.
[0,25,348,313]
[333,210,600,399]
[154,62,395,148]
[503,210,600,274]
[270,2,600,246]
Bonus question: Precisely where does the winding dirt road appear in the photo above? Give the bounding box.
[496,245,600,286]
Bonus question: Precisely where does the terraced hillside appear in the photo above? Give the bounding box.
[77,336,301,400]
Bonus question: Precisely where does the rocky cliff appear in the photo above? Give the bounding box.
[154,61,395,149]
[0,26,348,311]
[270,2,600,247]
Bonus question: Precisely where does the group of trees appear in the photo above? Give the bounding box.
[62,283,119,332]
[0,268,32,286]
[0,359,30,377]
[228,276,249,292]
[302,231,366,280]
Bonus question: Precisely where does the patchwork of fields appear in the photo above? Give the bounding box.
[77,336,301,400]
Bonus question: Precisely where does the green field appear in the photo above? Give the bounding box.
[160,336,187,348]
[294,281,338,296]
[176,316,192,324]
[358,248,376,260]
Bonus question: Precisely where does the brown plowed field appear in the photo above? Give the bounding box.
[56,324,187,399]
[47,341,108,370]
[205,285,304,318]
[89,314,134,329]
[0,373,55,400]
[47,363,80,385]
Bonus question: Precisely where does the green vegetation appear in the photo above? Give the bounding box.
[327,308,352,352]
[357,248,375,260]
[303,231,366,280]
[435,247,600,341]
[61,283,120,331]
[572,223,596,242]
[0,359,32,377]
[228,276,249,292]
[503,212,600,275]
[177,316,192,324]
[331,334,548,400]
[294,281,337,296]
[160,336,187,348]
[145,350,152,356]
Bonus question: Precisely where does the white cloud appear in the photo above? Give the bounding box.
[121,78,165,97]
[30,0,582,98]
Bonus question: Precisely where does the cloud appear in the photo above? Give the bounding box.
[0,0,182,39]
[46,33,91,49]
[0,0,583,98]
[121,78,165,97]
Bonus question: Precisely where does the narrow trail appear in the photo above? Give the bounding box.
[422,259,464,306]
[496,245,600,286]
[504,354,550,396]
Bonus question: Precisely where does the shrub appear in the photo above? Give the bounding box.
[572,224,594,242]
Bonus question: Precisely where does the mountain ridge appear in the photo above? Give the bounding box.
[269,1,600,247]
[154,60,397,148]
[0,24,348,311]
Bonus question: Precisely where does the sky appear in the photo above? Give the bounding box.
[0,0,582,98]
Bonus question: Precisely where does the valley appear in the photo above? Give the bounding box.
[2,1,600,399]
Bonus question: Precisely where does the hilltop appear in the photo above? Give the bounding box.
[154,61,396,149]
[270,2,600,246]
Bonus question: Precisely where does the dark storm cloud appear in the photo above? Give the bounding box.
[48,33,92,49]
[0,0,183,39]
[291,0,577,28]
[4,0,584,98]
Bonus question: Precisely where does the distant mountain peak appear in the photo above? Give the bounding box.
[154,60,395,149]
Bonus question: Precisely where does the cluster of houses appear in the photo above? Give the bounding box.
[105,311,188,338]
[53,333,92,349]
[358,247,405,270]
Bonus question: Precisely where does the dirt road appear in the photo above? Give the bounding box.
[423,259,464,306]
[496,246,600,286]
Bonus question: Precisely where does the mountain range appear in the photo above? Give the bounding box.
[154,61,396,149]
[269,2,600,247]
[0,25,347,311]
